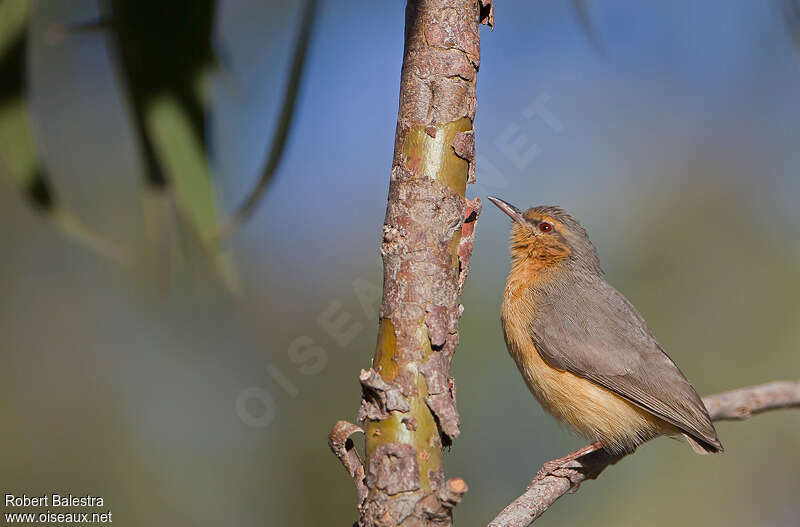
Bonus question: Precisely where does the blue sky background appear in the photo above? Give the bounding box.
[1,1,799,526]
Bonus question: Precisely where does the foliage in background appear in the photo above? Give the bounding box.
[0,0,317,291]
[0,0,126,262]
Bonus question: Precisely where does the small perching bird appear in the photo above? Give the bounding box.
[489,196,722,457]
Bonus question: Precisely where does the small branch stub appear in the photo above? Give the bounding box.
[328,421,368,508]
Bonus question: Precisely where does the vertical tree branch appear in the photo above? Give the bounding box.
[329,1,492,525]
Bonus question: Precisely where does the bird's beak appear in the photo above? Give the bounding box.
[488,196,526,225]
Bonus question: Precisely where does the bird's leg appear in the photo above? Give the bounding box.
[534,441,604,480]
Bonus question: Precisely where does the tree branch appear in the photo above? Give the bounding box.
[327,1,491,526]
[488,381,800,527]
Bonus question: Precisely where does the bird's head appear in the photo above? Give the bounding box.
[488,196,602,276]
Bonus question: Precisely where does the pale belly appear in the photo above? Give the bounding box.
[501,292,674,454]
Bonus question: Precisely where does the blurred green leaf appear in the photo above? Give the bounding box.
[146,94,239,291]
[0,97,36,182]
[104,0,238,289]
[0,0,127,263]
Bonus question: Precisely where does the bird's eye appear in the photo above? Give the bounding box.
[538,222,553,233]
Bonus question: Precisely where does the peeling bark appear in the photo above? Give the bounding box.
[329,1,489,525]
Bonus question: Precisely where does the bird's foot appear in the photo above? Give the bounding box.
[534,441,603,480]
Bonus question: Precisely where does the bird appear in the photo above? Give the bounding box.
[488,196,722,459]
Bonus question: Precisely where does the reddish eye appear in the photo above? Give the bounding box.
[539,222,553,233]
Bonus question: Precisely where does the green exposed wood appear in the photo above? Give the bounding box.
[373,318,399,381]
[401,118,472,195]
[366,321,439,492]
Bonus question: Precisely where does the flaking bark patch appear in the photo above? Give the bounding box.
[457,198,482,295]
[360,368,411,422]
[424,305,451,348]
[451,130,475,183]
[368,443,421,495]
[479,0,495,28]
[420,353,460,441]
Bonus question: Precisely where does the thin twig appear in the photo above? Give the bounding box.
[488,381,800,527]
[569,0,604,52]
[217,0,318,240]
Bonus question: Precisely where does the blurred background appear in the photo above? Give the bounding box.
[1,0,799,525]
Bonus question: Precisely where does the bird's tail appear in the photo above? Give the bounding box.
[682,433,724,455]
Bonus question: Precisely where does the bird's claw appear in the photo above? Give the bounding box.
[534,459,566,480]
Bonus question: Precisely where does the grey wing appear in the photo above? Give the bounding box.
[530,278,721,450]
